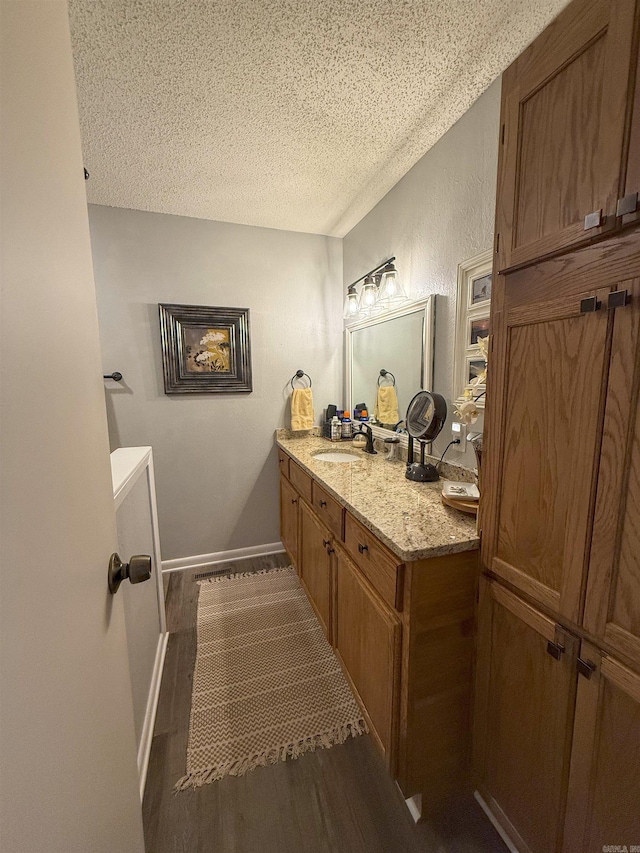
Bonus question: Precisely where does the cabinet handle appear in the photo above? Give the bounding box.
[358,543,369,554]
[616,192,639,217]
[580,297,600,313]
[607,290,631,310]
[577,658,597,679]
[584,209,603,230]
[546,640,565,660]
[322,539,330,548]
[278,457,284,464]
[326,547,335,555]
[319,500,327,508]
[291,498,298,505]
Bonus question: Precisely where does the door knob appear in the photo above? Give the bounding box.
[108,552,152,594]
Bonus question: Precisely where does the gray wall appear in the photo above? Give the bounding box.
[343,80,501,469]
[89,206,342,561]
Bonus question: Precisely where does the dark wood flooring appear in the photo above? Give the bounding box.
[143,554,507,853]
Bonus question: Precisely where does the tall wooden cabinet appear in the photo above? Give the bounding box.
[495,0,638,272]
[478,0,640,849]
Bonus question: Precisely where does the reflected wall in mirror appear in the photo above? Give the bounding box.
[345,297,435,438]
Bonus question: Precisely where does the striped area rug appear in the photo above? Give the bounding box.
[175,566,367,790]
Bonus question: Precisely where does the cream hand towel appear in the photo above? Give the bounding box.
[375,385,400,425]
[291,387,314,431]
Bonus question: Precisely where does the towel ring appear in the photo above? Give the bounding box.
[290,369,312,390]
[378,369,396,387]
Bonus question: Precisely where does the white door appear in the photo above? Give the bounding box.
[0,3,145,852]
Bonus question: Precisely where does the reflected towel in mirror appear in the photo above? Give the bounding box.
[291,387,314,431]
[375,385,400,425]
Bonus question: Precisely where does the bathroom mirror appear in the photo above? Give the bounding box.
[345,297,435,439]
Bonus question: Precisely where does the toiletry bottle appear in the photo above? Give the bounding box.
[331,416,341,442]
[341,412,353,439]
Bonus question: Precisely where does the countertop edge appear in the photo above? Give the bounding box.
[276,437,480,562]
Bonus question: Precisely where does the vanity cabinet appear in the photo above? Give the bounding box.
[279,475,299,569]
[277,442,480,815]
[334,545,401,766]
[299,500,333,641]
[495,0,639,272]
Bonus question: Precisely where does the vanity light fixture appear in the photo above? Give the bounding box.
[343,256,406,320]
[360,274,378,312]
[344,283,360,318]
[377,261,407,308]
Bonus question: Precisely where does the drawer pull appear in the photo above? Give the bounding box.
[326,547,335,555]
[616,192,639,217]
[319,500,327,508]
[584,209,603,230]
[291,498,298,505]
[358,543,369,554]
[580,297,600,314]
[546,640,565,660]
[608,289,630,310]
[322,539,330,548]
[577,658,597,679]
[278,457,284,464]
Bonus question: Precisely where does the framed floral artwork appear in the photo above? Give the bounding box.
[158,303,252,394]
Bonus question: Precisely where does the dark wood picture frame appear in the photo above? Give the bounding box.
[158,303,252,394]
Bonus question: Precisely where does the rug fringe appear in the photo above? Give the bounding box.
[197,566,294,586]
[173,717,368,792]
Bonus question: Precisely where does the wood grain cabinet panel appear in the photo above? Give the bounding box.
[583,279,640,672]
[563,644,640,852]
[344,513,403,611]
[474,579,579,853]
[277,447,290,480]
[486,286,612,624]
[299,500,332,641]
[620,46,640,228]
[289,460,313,505]
[311,482,344,541]
[279,475,299,569]
[495,0,638,271]
[334,546,401,768]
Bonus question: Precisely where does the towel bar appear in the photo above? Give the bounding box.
[290,369,312,389]
[378,369,396,386]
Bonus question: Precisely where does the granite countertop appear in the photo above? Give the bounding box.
[276,431,479,562]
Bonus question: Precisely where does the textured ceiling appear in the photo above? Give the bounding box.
[69,0,568,237]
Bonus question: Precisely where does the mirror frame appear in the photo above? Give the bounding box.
[344,296,435,445]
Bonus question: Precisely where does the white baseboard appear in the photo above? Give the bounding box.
[138,631,169,800]
[161,541,286,574]
[474,791,520,853]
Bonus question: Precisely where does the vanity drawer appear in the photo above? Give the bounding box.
[312,482,344,541]
[344,514,404,611]
[277,448,290,479]
[289,460,312,505]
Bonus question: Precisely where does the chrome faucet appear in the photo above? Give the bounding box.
[353,423,377,454]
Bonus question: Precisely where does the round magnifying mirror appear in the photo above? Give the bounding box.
[405,390,447,482]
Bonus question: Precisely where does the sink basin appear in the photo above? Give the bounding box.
[313,451,361,463]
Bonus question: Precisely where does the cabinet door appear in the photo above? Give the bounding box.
[299,500,332,640]
[483,285,612,623]
[583,279,640,671]
[334,547,401,767]
[619,49,640,228]
[563,643,640,852]
[280,475,299,569]
[474,579,579,853]
[495,0,637,271]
